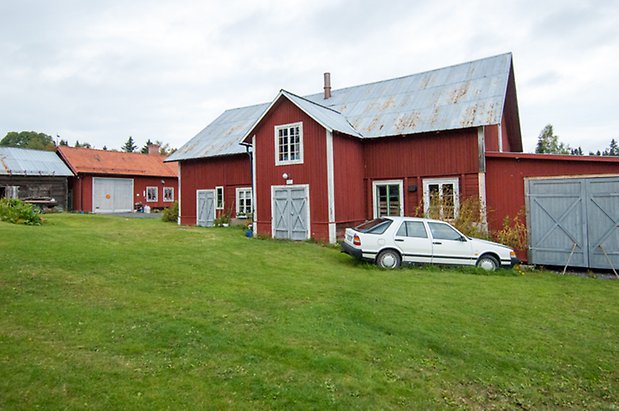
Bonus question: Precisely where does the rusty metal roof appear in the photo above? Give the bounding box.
[0,147,73,176]
[57,146,177,177]
[169,53,514,161]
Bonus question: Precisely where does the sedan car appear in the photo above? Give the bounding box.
[341,216,518,270]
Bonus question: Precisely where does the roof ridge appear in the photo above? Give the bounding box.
[312,52,513,97]
[280,89,343,115]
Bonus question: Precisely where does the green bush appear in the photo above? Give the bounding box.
[0,198,43,225]
[161,201,178,223]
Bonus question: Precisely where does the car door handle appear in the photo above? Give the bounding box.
[395,239,404,242]
[433,242,442,245]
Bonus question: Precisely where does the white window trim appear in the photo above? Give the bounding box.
[274,122,304,166]
[146,186,158,202]
[372,180,404,218]
[422,177,460,218]
[215,186,224,210]
[235,187,252,217]
[163,186,174,202]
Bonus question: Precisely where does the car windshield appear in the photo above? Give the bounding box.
[355,218,393,234]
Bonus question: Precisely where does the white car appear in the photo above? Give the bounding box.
[341,216,518,270]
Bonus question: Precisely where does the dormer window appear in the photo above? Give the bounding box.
[275,122,303,165]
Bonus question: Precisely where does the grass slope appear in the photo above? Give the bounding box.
[1,214,618,409]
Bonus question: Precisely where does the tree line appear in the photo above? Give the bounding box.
[535,124,618,156]
[0,131,176,155]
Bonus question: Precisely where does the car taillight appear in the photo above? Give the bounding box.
[353,234,361,246]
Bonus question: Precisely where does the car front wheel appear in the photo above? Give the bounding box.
[376,249,401,269]
[476,254,499,271]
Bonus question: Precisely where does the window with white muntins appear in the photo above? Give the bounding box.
[275,122,303,165]
[146,186,158,202]
[163,187,174,202]
[236,187,252,216]
[215,186,224,209]
[423,177,460,220]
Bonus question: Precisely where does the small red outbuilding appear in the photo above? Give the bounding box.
[57,146,178,213]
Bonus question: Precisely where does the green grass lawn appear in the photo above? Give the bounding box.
[1,214,618,410]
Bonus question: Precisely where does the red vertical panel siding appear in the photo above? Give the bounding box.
[253,99,329,241]
[81,175,93,212]
[362,129,481,218]
[363,129,479,178]
[500,120,510,152]
[133,176,178,209]
[333,133,365,231]
[179,154,251,225]
[503,66,523,152]
[484,125,499,152]
[486,154,619,234]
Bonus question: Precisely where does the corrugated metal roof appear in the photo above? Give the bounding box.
[169,53,513,161]
[57,146,177,177]
[281,90,363,137]
[0,147,73,176]
[166,103,268,162]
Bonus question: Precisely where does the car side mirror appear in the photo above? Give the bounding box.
[459,236,467,242]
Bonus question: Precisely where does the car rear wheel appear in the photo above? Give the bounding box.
[477,254,499,271]
[376,249,401,269]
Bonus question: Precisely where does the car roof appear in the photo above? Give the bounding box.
[384,216,448,224]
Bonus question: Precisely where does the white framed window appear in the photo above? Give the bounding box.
[215,186,224,209]
[372,180,403,218]
[146,186,158,202]
[423,177,460,220]
[275,122,303,165]
[163,186,174,202]
[236,187,252,216]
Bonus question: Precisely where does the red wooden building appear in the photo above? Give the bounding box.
[167,53,619,267]
[57,146,178,213]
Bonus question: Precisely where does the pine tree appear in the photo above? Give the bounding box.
[123,136,137,152]
[609,139,618,156]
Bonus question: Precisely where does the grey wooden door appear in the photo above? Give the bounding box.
[528,176,619,269]
[272,185,309,240]
[196,189,215,227]
[586,177,619,269]
[93,177,133,213]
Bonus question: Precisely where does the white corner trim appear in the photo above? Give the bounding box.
[177,162,181,225]
[326,130,336,243]
[252,135,257,237]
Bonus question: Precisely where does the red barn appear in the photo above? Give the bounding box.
[57,146,178,213]
[167,53,619,268]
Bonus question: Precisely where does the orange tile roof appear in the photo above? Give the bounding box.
[57,146,177,177]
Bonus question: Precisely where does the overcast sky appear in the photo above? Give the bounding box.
[1,0,617,153]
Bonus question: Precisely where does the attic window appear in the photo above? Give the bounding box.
[275,122,303,165]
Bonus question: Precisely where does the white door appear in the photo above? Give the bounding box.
[272,185,310,240]
[427,221,475,266]
[393,220,433,264]
[92,177,133,213]
[196,189,216,227]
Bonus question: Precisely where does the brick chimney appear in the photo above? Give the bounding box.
[324,72,331,99]
[147,143,160,155]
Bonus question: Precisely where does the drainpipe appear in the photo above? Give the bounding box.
[245,144,254,227]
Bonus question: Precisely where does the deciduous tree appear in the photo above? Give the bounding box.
[0,131,55,151]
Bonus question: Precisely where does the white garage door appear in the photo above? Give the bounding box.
[93,177,134,213]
